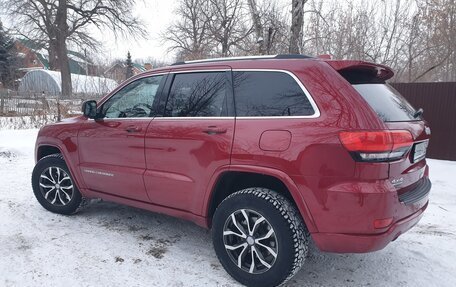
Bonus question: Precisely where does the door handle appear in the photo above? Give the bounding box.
[203,126,227,135]
[125,126,142,133]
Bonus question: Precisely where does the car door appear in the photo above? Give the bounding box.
[78,74,167,202]
[144,68,234,213]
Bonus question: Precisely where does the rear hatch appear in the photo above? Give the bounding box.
[328,60,431,196]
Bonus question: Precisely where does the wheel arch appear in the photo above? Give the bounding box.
[35,141,86,196]
[204,165,317,232]
[36,144,62,162]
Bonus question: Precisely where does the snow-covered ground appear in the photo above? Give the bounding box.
[0,129,455,287]
[0,115,57,130]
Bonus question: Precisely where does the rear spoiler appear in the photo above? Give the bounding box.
[323,60,394,83]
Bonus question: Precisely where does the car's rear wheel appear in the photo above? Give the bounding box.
[32,154,83,215]
[212,188,308,287]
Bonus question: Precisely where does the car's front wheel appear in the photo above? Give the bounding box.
[32,153,83,215]
[212,188,309,287]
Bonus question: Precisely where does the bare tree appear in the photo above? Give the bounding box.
[289,0,306,54]
[409,0,456,82]
[162,0,455,82]
[2,0,145,96]
[162,0,213,61]
[246,0,288,55]
[247,0,265,54]
[206,0,253,56]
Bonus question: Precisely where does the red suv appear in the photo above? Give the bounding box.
[32,55,431,287]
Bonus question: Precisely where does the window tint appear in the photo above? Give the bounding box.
[233,71,314,117]
[353,84,419,122]
[103,75,163,118]
[165,72,227,117]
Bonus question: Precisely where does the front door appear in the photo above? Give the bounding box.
[78,74,166,201]
[144,69,234,213]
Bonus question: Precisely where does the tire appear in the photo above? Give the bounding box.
[32,153,84,215]
[212,188,308,287]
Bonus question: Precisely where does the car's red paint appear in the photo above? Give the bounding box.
[144,117,234,213]
[34,57,431,253]
[324,59,395,81]
[78,118,152,202]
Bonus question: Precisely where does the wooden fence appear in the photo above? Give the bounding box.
[392,82,456,161]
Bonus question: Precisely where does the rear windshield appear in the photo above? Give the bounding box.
[353,84,420,122]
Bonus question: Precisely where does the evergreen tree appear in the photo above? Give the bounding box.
[126,51,134,79]
[0,21,17,88]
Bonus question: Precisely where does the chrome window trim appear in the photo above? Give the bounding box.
[162,68,320,120]
[87,117,155,121]
[231,69,320,119]
[92,68,321,120]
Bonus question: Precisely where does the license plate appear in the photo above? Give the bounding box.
[412,141,428,162]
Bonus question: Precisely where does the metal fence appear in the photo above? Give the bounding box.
[0,90,101,119]
[392,82,456,161]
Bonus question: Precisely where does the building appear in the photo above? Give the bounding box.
[104,62,153,83]
[14,39,96,76]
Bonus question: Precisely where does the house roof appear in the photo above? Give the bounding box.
[16,38,92,75]
[105,62,146,75]
[35,53,50,69]
[132,63,146,72]
[18,38,45,51]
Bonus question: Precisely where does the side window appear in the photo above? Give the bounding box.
[233,71,315,117]
[102,75,164,118]
[165,72,227,117]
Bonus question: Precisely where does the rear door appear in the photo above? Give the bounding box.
[327,60,431,192]
[144,67,234,213]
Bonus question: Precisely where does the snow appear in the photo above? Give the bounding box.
[0,128,455,287]
[18,69,117,95]
[0,116,57,130]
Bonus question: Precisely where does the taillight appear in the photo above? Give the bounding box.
[339,130,414,162]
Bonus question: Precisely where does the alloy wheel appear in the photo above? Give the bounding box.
[39,166,74,206]
[223,209,278,274]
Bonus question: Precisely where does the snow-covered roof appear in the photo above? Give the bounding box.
[18,69,118,95]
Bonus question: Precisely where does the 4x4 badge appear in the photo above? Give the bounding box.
[391,177,404,187]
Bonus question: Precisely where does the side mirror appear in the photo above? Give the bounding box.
[82,100,98,119]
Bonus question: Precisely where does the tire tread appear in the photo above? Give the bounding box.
[32,153,86,214]
[220,187,308,286]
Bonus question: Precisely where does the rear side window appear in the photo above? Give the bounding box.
[233,71,314,117]
[353,84,419,122]
[165,72,227,117]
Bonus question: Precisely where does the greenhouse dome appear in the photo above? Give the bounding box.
[18,69,118,95]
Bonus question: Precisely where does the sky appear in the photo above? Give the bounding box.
[1,0,292,64]
[95,0,178,63]
[89,0,290,63]
[1,0,178,64]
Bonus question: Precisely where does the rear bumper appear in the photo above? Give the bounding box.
[312,200,428,253]
[292,171,432,253]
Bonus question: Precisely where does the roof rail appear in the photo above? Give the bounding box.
[171,54,313,65]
